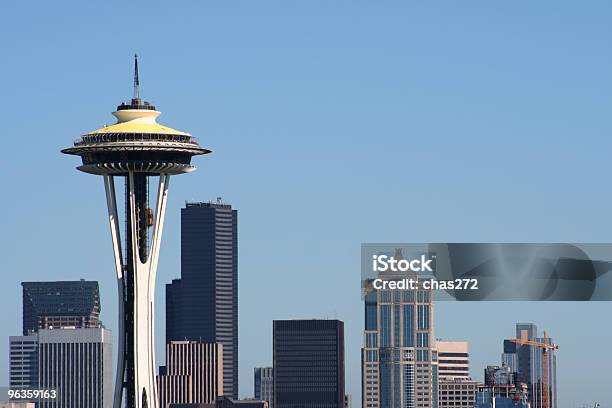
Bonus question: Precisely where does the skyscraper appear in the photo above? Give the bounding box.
[361,251,438,408]
[254,367,273,408]
[502,323,557,408]
[10,281,108,404]
[22,281,101,335]
[157,341,224,408]
[37,327,113,408]
[273,319,345,408]
[62,56,210,408]
[166,201,238,398]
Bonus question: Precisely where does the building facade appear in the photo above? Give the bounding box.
[438,379,478,408]
[502,323,557,408]
[273,319,345,408]
[21,281,101,335]
[157,341,224,408]
[254,367,273,408]
[37,327,113,408]
[361,258,438,408]
[166,202,238,398]
[484,365,516,387]
[436,341,469,380]
[9,335,39,390]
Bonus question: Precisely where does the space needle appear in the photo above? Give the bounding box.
[62,55,210,408]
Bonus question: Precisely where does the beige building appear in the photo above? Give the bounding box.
[436,340,478,408]
[436,341,469,380]
[157,341,223,408]
[0,403,36,408]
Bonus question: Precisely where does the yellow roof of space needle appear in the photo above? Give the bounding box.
[86,112,191,137]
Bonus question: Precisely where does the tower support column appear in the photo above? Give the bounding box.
[104,173,170,408]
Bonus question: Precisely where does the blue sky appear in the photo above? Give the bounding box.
[1,1,611,406]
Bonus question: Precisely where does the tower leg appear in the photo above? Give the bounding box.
[104,175,127,408]
[104,173,170,408]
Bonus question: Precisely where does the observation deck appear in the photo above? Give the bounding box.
[62,98,210,175]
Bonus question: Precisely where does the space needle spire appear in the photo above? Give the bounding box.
[133,53,140,101]
[62,57,211,408]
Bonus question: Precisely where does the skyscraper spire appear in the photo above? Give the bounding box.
[133,53,140,101]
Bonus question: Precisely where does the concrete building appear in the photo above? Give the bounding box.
[254,367,273,408]
[362,249,438,408]
[274,319,345,408]
[8,335,38,390]
[167,201,238,398]
[438,379,479,408]
[38,327,113,408]
[436,341,469,380]
[436,340,476,408]
[21,281,101,335]
[157,341,224,408]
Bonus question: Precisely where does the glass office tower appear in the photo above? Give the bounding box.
[22,281,101,335]
[254,367,274,408]
[273,319,345,408]
[166,201,238,398]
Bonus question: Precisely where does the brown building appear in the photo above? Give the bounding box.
[157,341,224,408]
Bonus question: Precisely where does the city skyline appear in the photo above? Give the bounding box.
[4,276,596,406]
[1,2,612,407]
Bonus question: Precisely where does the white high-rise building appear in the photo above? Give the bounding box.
[38,328,113,408]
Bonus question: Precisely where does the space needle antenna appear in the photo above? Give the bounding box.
[133,53,140,101]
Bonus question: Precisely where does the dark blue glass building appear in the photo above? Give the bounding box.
[22,280,101,335]
[273,319,345,408]
[166,201,238,398]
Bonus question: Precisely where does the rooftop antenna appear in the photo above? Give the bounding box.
[133,53,140,101]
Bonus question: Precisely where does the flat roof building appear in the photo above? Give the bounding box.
[158,341,223,408]
[274,319,345,408]
[437,341,470,380]
[22,281,101,335]
[167,202,238,398]
[38,327,113,408]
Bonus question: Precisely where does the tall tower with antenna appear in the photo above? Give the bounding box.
[62,56,210,408]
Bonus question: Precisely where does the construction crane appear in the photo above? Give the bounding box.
[510,332,559,408]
